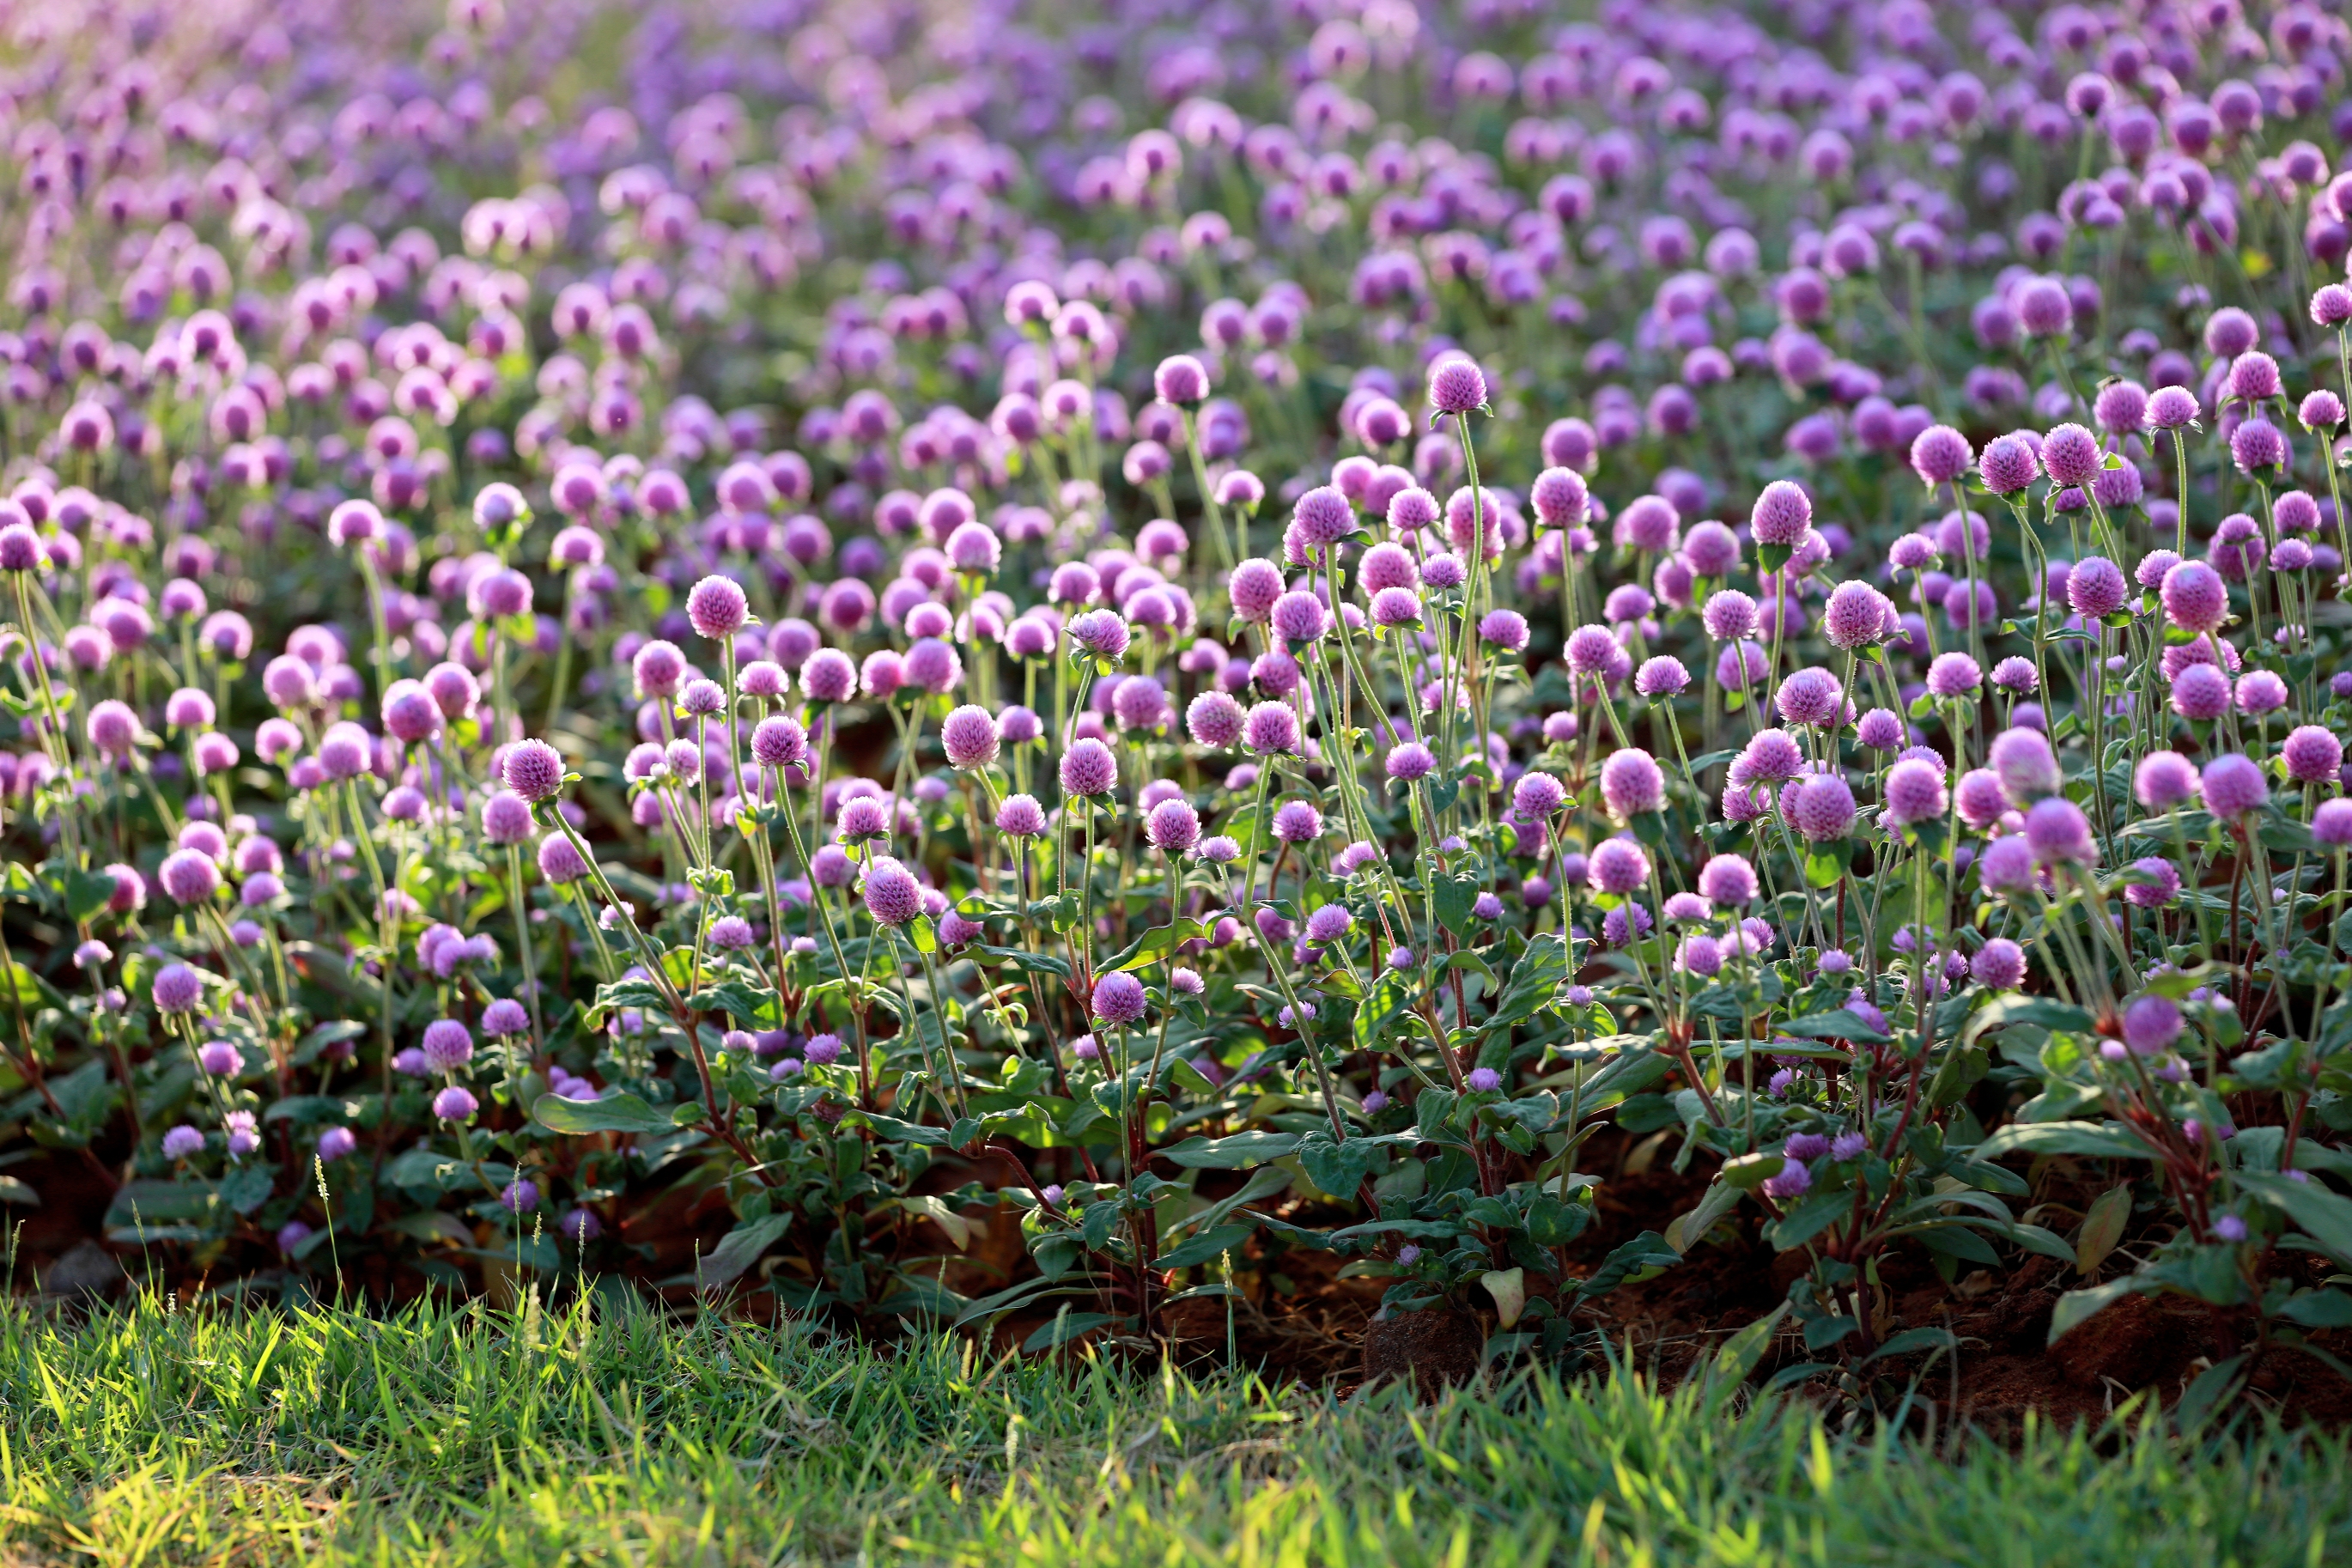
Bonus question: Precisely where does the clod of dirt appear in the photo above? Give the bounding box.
[2047,1291,2169,1389]
[1361,1306,1482,1399]
[40,1238,122,1299]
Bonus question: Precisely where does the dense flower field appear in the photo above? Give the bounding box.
[5,0,2352,1401]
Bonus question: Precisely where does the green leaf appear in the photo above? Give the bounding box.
[976,945,1072,978]
[1298,1133,1387,1198]
[1486,934,1568,1032]
[0,1175,37,1205]
[2240,1171,2352,1267]
[1158,1131,1303,1169]
[1167,1165,1294,1239]
[1577,1231,1678,1298]
[2279,1287,2352,1328]
[1152,1222,1255,1270]
[1711,1300,1790,1384]
[1978,1121,2150,1161]
[2076,1183,2134,1275]
[693,1213,791,1291]
[63,868,119,924]
[2049,1278,2138,1344]
[1105,916,1206,973]
[1965,995,2097,1047]
[1023,1311,1116,1352]
[1432,871,1479,933]
[1766,1190,1851,1252]
[1778,1011,1889,1044]
[844,1110,952,1146]
[531,1091,678,1136]
[1721,1152,1787,1190]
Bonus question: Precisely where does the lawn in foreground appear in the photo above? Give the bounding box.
[0,1291,2341,1567]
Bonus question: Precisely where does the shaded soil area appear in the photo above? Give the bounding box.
[13,1126,2352,1435]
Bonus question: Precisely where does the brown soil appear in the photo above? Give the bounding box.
[15,1128,2352,1432]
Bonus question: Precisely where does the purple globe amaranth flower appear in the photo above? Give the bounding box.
[1479,609,1529,652]
[1270,591,1330,643]
[1146,799,1201,854]
[1749,480,1813,545]
[2231,417,2288,475]
[2236,671,2288,715]
[1243,702,1301,756]
[2134,751,2201,811]
[1228,559,1285,622]
[2121,994,2182,1056]
[1989,727,2063,805]
[1857,709,1904,751]
[1784,775,1858,842]
[1973,939,2027,989]
[2314,798,2352,848]
[1386,742,1436,781]
[501,739,565,802]
[2146,386,2201,431]
[939,705,1000,770]
[1596,751,1662,818]
[1978,836,2037,896]
[1925,652,1981,698]
[1587,837,1651,896]
[1738,729,1805,783]
[2160,560,2228,634]
[684,574,751,641]
[1154,354,1209,405]
[2285,726,2346,783]
[159,849,220,905]
[2170,663,2233,721]
[435,1085,478,1122]
[2066,556,2129,617]
[1775,666,1842,725]
[1698,854,1759,906]
[2039,423,2102,487]
[1515,769,1570,817]
[1466,1067,1504,1093]
[2201,753,2270,817]
[1058,737,1118,796]
[1978,434,2040,495]
[1822,581,1893,649]
[1909,425,1972,486]
[1291,486,1355,548]
[2125,857,2183,909]
[2024,798,2098,866]
[1428,356,1487,414]
[1882,760,1948,828]
[860,857,925,926]
[1091,971,1147,1025]
[1635,656,1690,697]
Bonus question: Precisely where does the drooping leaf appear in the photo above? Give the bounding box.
[532,1091,678,1136]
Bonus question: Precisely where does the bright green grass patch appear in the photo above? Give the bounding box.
[0,1291,2343,1566]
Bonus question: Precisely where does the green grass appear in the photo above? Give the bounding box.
[0,1291,2343,1566]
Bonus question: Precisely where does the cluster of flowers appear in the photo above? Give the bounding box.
[3,0,2351,1370]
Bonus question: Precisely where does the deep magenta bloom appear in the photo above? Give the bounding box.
[2202,753,2269,817]
[1587,837,1651,895]
[1243,702,1301,755]
[2284,726,2344,783]
[2024,798,2096,866]
[2135,751,2200,808]
[1061,738,1119,795]
[2039,423,2101,486]
[2160,561,2228,633]
[1908,425,1972,485]
[1978,434,2040,494]
[501,739,565,802]
[2066,556,2128,617]
[1883,760,1948,828]
[1973,939,2027,989]
[940,705,1000,769]
[1091,971,1147,1025]
[1749,480,1813,544]
[1428,356,1488,413]
[860,857,924,926]
[2121,994,2182,1056]
[1785,775,1858,842]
